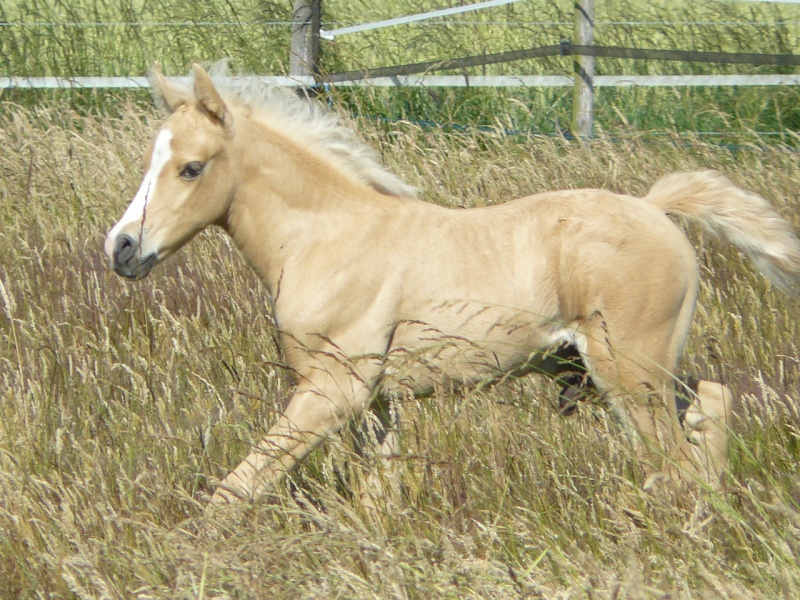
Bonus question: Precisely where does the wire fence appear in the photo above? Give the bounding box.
[3,19,800,28]
[3,2,800,139]
[4,38,800,89]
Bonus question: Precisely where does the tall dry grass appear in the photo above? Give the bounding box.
[1,100,799,597]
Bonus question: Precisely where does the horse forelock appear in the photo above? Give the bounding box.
[168,67,418,200]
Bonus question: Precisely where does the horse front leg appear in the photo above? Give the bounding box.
[349,392,404,512]
[211,364,375,504]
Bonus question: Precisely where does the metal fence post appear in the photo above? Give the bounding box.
[572,0,595,138]
[290,0,321,77]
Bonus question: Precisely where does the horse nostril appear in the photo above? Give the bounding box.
[113,234,138,265]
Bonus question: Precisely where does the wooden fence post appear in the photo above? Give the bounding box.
[290,0,321,77]
[572,0,595,138]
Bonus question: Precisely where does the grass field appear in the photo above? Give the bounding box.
[1,1,800,597]
[0,97,799,597]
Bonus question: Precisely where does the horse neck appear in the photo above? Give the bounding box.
[221,118,394,293]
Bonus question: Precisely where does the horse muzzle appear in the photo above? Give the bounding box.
[109,233,158,280]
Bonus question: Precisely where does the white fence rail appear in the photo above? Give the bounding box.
[3,74,800,90]
[319,0,524,40]
[4,0,800,135]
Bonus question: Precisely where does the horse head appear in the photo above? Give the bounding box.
[104,64,235,279]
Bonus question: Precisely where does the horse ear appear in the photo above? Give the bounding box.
[147,63,188,114]
[192,64,231,130]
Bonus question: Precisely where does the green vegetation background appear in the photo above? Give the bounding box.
[3,0,800,135]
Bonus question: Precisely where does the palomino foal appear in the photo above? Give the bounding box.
[104,65,800,504]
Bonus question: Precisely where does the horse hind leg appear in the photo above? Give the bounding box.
[676,378,733,489]
[556,368,732,488]
[574,313,700,487]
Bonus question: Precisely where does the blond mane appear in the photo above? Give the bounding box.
[187,65,418,199]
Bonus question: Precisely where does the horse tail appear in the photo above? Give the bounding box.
[645,170,800,294]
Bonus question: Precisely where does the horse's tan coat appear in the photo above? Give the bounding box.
[104,65,800,503]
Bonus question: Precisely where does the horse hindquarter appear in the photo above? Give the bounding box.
[552,194,703,481]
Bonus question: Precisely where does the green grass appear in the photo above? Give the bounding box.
[2,0,800,134]
[0,100,799,597]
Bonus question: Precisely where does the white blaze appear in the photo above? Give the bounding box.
[104,128,174,259]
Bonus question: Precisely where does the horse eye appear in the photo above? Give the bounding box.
[180,162,205,180]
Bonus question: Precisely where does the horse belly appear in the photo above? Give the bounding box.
[381,301,560,396]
